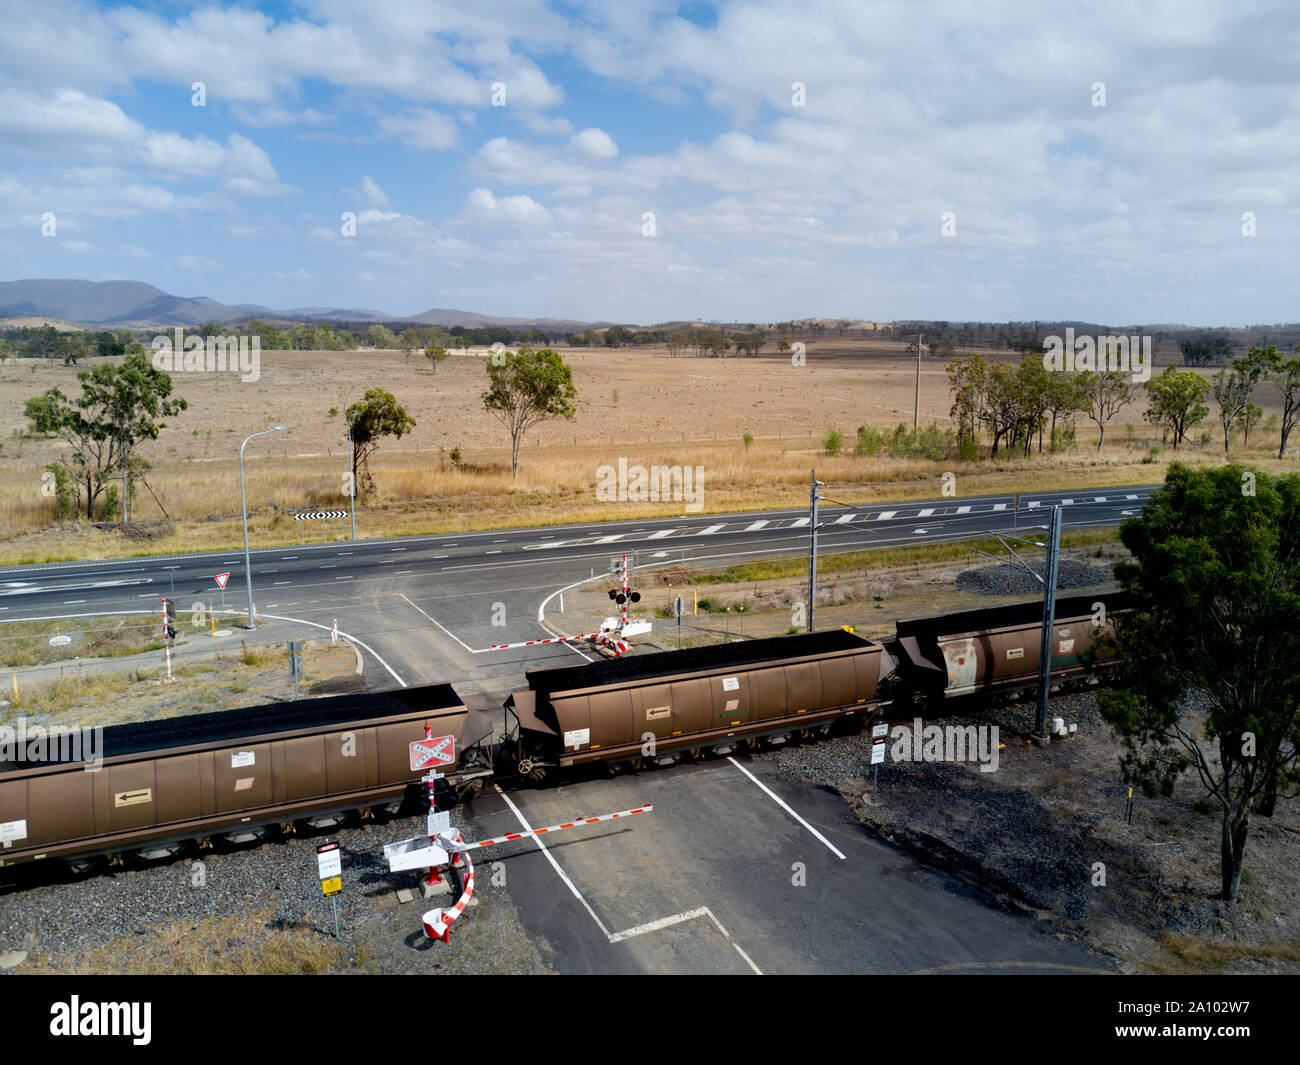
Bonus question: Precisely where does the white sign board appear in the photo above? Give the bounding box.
[214,572,230,590]
[564,728,590,749]
[49,635,71,647]
[872,723,889,739]
[0,819,28,844]
[721,677,740,692]
[316,842,342,880]
[427,809,450,835]
[871,740,887,766]
[231,751,255,768]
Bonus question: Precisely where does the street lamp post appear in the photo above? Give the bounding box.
[240,426,285,630]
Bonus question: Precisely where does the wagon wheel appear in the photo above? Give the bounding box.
[528,765,548,785]
[457,778,485,803]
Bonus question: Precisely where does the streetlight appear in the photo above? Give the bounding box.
[240,426,285,630]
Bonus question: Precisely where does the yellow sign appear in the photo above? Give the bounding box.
[321,876,342,896]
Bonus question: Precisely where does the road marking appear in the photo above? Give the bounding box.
[608,907,763,974]
[1062,498,1074,505]
[1126,494,1138,500]
[281,556,298,560]
[917,508,935,517]
[274,581,291,585]
[745,520,769,531]
[321,564,337,569]
[486,550,502,554]
[914,528,928,534]
[956,505,971,514]
[876,511,896,520]
[647,529,675,539]
[494,785,612,939]
[493,539,507,543]
[790,517,809,527]
[835,512,855,524]
[595,535,623,544]
[390,547,406,551]
[993,503,1006,511]
[334,576,353,580]
[699,524,725,535]
[1027,501,1041,509]
[727,757,846,860]
[399,593,483,654]
[1094,496,1107,502]
[337,552,353,556]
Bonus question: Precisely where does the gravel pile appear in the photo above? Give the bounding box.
[0,805,553,975]
[956,559,1112,596]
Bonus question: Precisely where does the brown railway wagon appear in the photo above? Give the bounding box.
[508,629,892,773]
[893,592,1125,707]
[0,683,489,869]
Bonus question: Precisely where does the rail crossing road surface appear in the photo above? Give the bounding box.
[0,485,1147,973]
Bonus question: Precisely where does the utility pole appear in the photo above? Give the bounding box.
[346,415,356,540]
[807,470,823,632]
[1034,505,1062,742]
[913,333,923,432]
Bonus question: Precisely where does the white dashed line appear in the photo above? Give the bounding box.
[993,503,1006,511]
[746,520,769,531]
[699,524,725,535]
[917,508,935,517]
[876,511,896,520]
[956,505,971,514]
[835,513,855,524]
[790,518,809,527]
[647,529,675,539]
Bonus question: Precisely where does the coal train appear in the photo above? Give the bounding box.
[0,592,1122,874]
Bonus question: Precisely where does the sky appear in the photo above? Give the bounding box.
[1,0,1297,326]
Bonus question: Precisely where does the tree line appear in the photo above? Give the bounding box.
[947,345,1300,459]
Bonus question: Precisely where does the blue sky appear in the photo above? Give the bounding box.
[1,0,1297,325]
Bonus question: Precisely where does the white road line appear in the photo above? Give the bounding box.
[609,907,764,974]
[390,547,406,551]
[1126,494,1138,499]
[274,581,291,585]
[486,550,502,555]
[337,552,353,556]
[1027,501,1041,509]
[64,600,86,604]
[281,556,298,560]
[609,907,710,943]
[250,610,407,687]
[1062,498,1074,505]
[835,513,855,524]
[956,505,971,514]
[727,757,846,860]
[876,510,897,520]
[745,520,769,531]
[1094,496,1107,502]
[699,524,725,535]
[790,517,809,527]
[647,529,675,539]
[377,560,395,565]
[993,503,1006,511]
[918,508,935,517]
[594,535,623,544]
[399,593,483,654]
[334,576,353,580]
[494,785,612,940]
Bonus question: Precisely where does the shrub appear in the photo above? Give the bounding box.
[854,424,884,456]
[824,429,843,456]
[742,432,754,448]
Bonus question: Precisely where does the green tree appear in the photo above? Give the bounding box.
[1212,350,1268,454]
[1099,465,1300,901]
[1143,366,1210,448]
[1264,344,1300,458]
[35,352,187,520]
[823,428,843,456]
[482,347,577,477]
[23,392,63,436]
[1239,402,1263,447]
[425,343,449,373]
[345,388,415,494]
[1080,370,1134,453]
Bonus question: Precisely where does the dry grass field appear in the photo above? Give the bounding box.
[1,338,1295,563]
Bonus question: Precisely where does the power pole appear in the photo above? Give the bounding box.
[1034,505,1062,742]
[913,333,923,431]
[807,470,823,632]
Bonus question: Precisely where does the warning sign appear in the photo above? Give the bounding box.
[214,572,230,589]
[321,876,342,896]
[410,735,456,771]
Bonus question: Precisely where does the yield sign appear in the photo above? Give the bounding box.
[214,572,231,589]
[410,734,456,771]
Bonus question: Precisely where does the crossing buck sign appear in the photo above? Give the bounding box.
[410,734,456,771]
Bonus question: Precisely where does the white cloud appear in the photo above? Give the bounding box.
[378,110,459,151]
[120,243,154,259]
[464,188,550,225]
[572,127,618,159]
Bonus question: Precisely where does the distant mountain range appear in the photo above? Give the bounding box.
[0,279,612,331]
